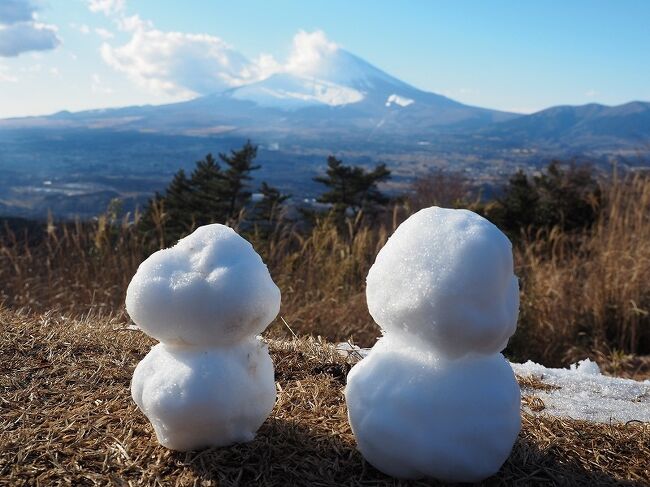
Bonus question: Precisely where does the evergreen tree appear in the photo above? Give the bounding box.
[491,161,601,238]
[218,141,260,221]
[314,156,391,219]
[254,182,290,225]
[139,142,262,245]
[497,170,540,234]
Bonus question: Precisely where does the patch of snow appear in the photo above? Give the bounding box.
[512,360,650,423]
[232,73,364,108]
[127,224,280,450]
[338,345,650,424]
[385,93,414,107]
[569,358,601,375]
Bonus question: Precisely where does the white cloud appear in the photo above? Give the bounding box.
[95,27,114,40]
[585,89,598,98]
[100,17,348,100]
[0,0,60,57]
[87,0,125,16]
[101,20,253,97]
[285,30,338,77]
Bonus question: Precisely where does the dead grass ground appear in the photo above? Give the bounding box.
[1,308,648,486]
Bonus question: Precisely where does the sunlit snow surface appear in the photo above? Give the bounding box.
[127,224,280,451]
[385,94,414,107]
[338,345,650,423]
[512,359,650,423]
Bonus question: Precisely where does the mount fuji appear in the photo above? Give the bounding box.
[1,42,649,218]
[0,45,517,139]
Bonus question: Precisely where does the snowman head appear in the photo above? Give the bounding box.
[126,224,281,347]
[366,207,519,359]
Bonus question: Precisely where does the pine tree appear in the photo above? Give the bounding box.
[254,182,290,225]
[218,141,260,221]
[314,155,391,219]
[139,142,263,245]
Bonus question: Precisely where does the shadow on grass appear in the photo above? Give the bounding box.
[171,417,643,487]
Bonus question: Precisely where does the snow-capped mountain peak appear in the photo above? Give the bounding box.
[225,31,414,109]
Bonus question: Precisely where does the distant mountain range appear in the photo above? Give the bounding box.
[1,46,649,219]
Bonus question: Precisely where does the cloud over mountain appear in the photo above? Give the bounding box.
[99,8,350,99]
[100,18,253,97]
[0,0,60,57]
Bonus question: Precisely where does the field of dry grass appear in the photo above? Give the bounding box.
[2,308,648,486]
[1,174,649,370]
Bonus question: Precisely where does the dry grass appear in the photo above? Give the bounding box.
[1,174,649,367]
[512,174,650,365]
[1,308,649,486]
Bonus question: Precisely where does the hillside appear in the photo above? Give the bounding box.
[480,101,650,150]
[1,308,648,485]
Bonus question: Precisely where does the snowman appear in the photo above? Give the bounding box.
[126,224,280,451]
[345,207,521,482]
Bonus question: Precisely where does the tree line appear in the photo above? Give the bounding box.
[139,140,603,246]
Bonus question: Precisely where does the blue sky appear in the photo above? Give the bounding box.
[1,0,649,118]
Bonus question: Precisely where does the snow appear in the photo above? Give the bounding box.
[569,358,601,375]
[232,73,364,108]
[126,224,279,451]
[126,224,280,347]
[230,33,410,108]
[346,336,520,482]
[365,207,519,360]
[345,207,521,482]
[339,345,650,424]
[385,94,414,107]
[512,360,650,423]
[131,338,276,451]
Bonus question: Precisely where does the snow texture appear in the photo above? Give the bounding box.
[346,336,520,482]
[131,338,276,451]
[339,345,650,424]
[366,207,519,360]
[385,94,414,107]
[346,207,521,482]
[127,224,279,451]
[126,224,280,347]
[232,73,364,108]
[512,360,650,423]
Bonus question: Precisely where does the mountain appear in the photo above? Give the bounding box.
[0,46,649,219]
[480,101,650,150]
[0,47,517,139]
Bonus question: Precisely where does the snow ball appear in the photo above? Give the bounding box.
[366,207,519,358]
[126,224,281,346]
[569,358,601,375]
[345,335,521,482]
[131,338,276,451]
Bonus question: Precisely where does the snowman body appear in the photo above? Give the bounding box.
[126,224,280,451]
[345,207,521,482]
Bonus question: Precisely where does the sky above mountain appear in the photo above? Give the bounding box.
[1,0,649,118]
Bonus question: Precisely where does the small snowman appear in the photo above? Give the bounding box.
[345,207,521,482]
[126,224,280,451]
